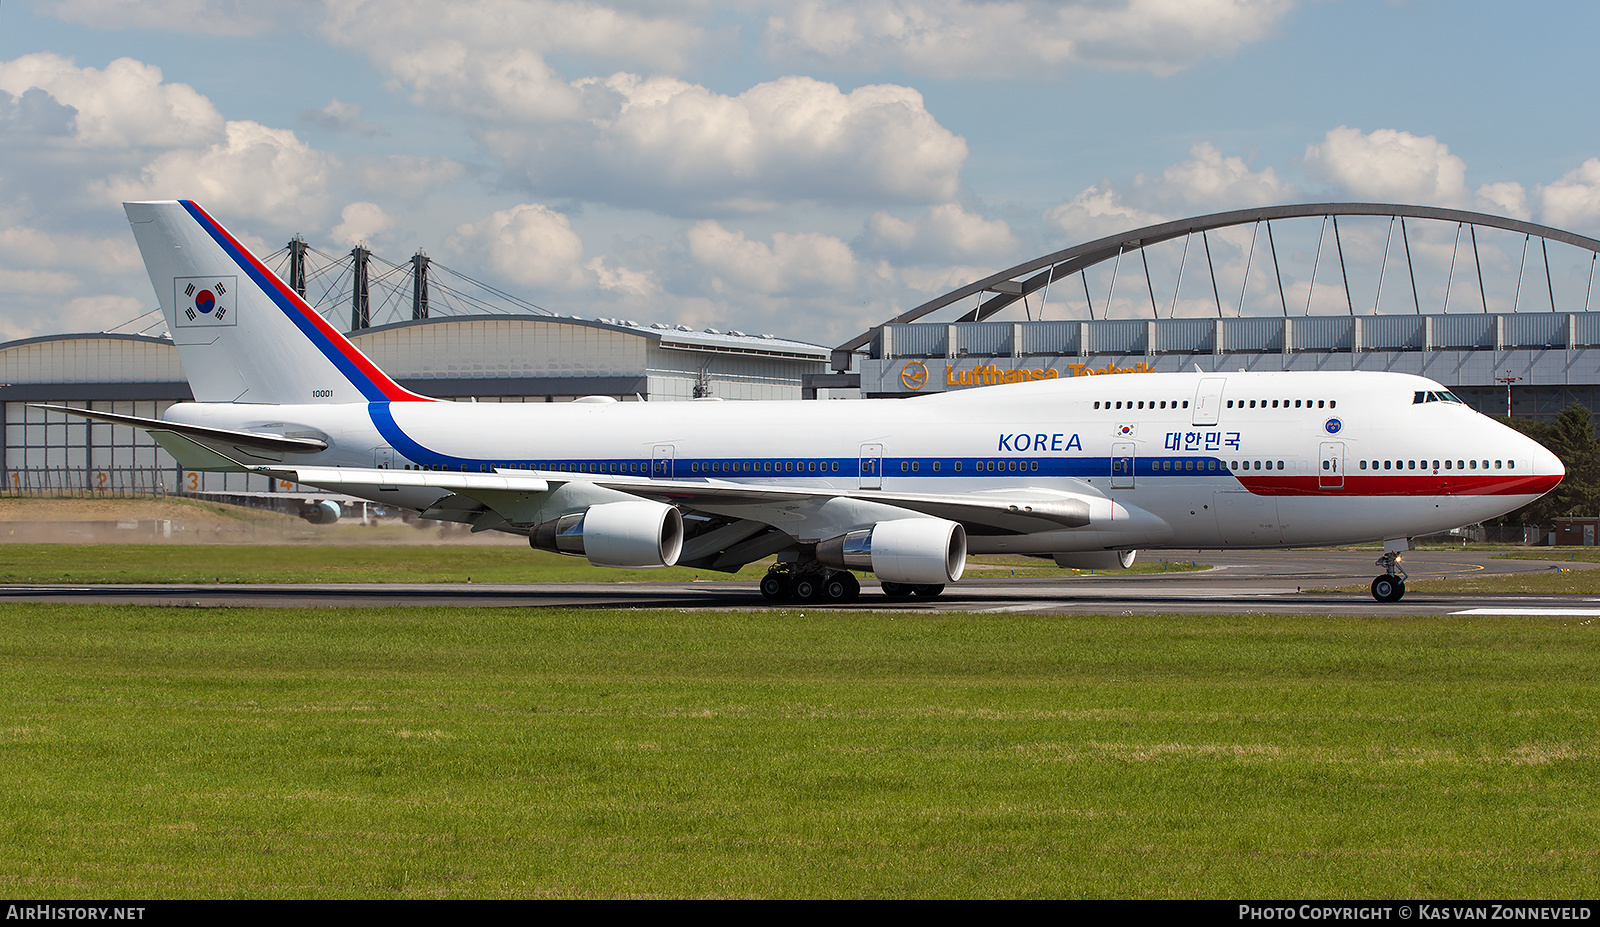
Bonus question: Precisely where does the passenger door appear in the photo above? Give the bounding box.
[858,443,883,490]
[1319,442,1344,490]
[1111,442,1136,489]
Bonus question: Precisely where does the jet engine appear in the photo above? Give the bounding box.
[530,500,684,568]
[817,518,966,585]
[299,499,342,525]
[1052,550,1137,570]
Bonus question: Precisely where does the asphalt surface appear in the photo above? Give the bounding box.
[4,548,1599,615]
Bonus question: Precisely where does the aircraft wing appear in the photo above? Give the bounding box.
[256,464,1103,538]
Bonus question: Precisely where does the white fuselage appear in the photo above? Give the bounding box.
[163,368,1563,553]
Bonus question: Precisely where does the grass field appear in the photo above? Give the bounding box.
[1,604,1595,898]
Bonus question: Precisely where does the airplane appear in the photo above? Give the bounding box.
[44,200,1566,603]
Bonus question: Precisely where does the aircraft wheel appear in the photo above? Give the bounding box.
[793,576,824,601]
[880,581,915,599]
[760,573,791,601]
[1371,575,1405,603]
[913,584,945,597]
[823,573,853,602]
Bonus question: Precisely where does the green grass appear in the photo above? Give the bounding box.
[0,605,1595,898]
[0,544,728,584]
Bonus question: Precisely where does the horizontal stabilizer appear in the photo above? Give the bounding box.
[32,404,328,454]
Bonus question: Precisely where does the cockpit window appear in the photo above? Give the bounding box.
[1413,390,1464,405]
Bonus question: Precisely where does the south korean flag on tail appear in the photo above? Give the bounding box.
[174,276,238,327]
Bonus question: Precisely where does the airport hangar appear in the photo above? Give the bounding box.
[0,315,829,495]
[5,202,1600,501]
[814,204,1600,429]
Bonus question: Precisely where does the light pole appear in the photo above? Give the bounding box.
[1495,372,1523,418]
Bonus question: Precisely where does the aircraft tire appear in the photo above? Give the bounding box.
[880,581,915,599]
[1371,576,1405,603]
[793,576,824,601]
[913,584,945,597]
[760,573,791,601]
[823,573,853,602]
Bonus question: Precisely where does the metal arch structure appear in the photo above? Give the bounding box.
[830,203,1600,371]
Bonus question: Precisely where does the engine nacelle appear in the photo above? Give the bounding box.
[817,518,966,585]
[1052,550,1137,570]
[299,500,342,525]
[529,500,684,568]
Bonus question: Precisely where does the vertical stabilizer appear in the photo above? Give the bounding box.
[124,200,430,404]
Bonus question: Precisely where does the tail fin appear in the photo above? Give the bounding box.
[124,200,430,404]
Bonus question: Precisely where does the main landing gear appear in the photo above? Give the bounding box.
[760,563,862,603]
[758,564,946,602]
[1371,550,1409,603]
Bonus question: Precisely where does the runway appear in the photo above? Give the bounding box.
[4,548,1597,615]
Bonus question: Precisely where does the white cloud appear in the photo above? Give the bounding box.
[1475,181,1529,221]
[1045,184,1167,243]
[765,0,1295,79]
[448,203,591,291]
[861,203,1017,263]
[687,220,859,295]
[321,4,967,214]
[102,120,334,229]
[1539,159,1600,232]
[1152,142,1292,207]
[331,202,396,246]
[586,256,659,299]
[1303,126,1467,206]
[350,155,468,200]
[488,73,966,213]
[0,53,223,148]
[0,225,138,272]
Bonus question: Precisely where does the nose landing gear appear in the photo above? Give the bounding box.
[1371,550,1408,603]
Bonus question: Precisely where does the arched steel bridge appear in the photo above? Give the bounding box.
[830,204,1600,371]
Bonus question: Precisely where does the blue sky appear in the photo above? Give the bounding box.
[3,0,1599,346]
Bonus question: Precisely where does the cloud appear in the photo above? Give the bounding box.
[0,53,223,149]
[1045,184,1167,243]
[687,220,860,295]
[1151,142,1292,208]
[102,120,334,229]
[1539,159,1600,232]
[1303,126,1468,206]
[532,74,967,212]
[331,202,396,246]
[861,203,1017,263]
[448,202,591,291]
[320,6,967,213]
[0,87,77,138]
[298,98,385,136]
[349,155,469,199]
[765,0,1295,79]
[1475,181,1529,221]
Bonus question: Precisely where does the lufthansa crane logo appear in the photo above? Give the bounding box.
[900,360,929,391]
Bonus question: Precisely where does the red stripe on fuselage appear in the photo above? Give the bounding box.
[182,201,432,403]
[1234,473,1562,497]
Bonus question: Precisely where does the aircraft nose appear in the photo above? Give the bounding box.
[1535,444,1566,482]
